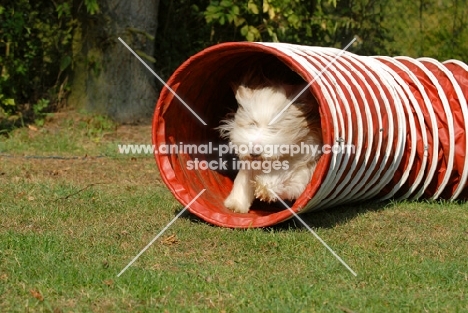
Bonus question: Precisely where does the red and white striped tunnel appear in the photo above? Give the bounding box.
[152,42,468,228]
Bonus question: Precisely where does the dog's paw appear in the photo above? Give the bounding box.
[224,196,250,213]
[254,183,280,202]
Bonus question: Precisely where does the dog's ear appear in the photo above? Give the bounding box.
[234,85,253,106]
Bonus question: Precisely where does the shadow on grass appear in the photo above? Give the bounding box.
[267,200,391,231]
[176,200,392,231]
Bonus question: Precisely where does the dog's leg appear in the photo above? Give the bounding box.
[224,169,254,213]
[275,164,315,200]
[255,163,315,201]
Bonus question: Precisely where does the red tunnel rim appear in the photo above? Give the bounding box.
[152,42,334,228]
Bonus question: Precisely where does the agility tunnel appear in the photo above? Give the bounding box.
[152,42,468,228]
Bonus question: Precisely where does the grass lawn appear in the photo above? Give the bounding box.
[1,112,467,312]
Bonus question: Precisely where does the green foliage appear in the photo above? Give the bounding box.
[384,0,468,61]
[0,0,100,125]
[202,0,468,59]
[84,0,100,15]
[153,0,468,85]
[0,1,72,117]
[32,99,50,126]
[203,0,376,50]
[154,0,213,80]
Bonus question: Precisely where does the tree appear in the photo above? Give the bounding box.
[69,0,160,123]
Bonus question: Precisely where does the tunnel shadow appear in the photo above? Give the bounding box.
[263,200,391,231]
[177,199,392,230]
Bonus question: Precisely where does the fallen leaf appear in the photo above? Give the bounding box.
[103,279,114,287]
[28,125,38,131]
[161,234,179,246]
[30,289,44,301]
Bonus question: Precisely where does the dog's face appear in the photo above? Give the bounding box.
[218,84,321,160]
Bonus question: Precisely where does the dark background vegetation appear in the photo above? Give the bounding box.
[1,0,467,127]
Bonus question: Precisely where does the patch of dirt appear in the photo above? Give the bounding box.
[0,156,162,187]
[1,110,161,187]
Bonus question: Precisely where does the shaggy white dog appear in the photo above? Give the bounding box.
[218,81,323,213]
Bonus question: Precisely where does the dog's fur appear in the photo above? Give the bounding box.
[218,75,323,213]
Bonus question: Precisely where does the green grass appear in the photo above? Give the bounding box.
[0,111,118,157]
[1,113,467,312]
